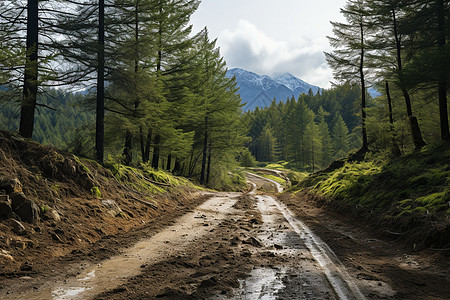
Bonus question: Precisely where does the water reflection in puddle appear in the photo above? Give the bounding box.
[52,287,90,300]
[237,267,285,300]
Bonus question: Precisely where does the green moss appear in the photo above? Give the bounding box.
[260,174,286,185]
[74,155,90,173]
[286,171,307,185]
[40,204,51,214]
[91,186,102,198]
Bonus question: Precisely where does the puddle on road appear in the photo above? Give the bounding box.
[219,194,369,300]
[2,195,239,300]
[237,267,285,300]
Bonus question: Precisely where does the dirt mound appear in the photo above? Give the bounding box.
[0,130,202,275]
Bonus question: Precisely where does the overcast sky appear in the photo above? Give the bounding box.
[190,0,347,88]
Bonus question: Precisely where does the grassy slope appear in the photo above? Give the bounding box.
[293,145,450,248]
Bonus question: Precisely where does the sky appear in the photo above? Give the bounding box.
[190,0,347,88]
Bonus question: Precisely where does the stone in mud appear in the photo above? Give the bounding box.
[0,249,14,262]
[0,178,22,194]
[42,208,61,222]
[101,199,123,217]
[0,195,12,218]
[10,193,39,224]
[242,237,263,247]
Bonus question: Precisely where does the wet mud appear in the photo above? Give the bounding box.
[1,175,449,299]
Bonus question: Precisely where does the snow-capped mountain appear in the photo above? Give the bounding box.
[227,68,321,111]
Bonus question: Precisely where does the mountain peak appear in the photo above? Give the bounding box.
[227,68,321,111]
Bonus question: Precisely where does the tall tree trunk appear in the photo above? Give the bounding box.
[359,22,368,152]
[392,9,426,150]
[139,127,145,162]
[152,134,160,169]
[19,0,39,139]
[173,157,181,175]
[200,116,208,185]
[385,81,401,155]
[311,132,315,173]
[437,0,450,142]
[123,1,142,165]
[95,0,105,163]
[144,129,151,163]
[206,141,212,185]
[123,130,133,165]
[166,154,172,171]
[140,128,151,163]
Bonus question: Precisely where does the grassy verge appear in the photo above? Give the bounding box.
[294,144,450,248]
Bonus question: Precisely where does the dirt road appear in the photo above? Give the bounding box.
[1,174,449,299]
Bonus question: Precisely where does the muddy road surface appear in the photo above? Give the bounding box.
[1,174,449,299]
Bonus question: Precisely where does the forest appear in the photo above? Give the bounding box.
[0,0,247,189]
[246,0,449,172]
[0,0,449,185]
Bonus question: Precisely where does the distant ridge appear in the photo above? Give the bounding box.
[226,68,321,111]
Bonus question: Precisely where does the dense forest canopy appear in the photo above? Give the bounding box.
[0,0,449,184]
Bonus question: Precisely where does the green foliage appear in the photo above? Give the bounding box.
[286,171,307,186]
[245,84,362,170]
[0,89,95,151]
[238,149,257,167]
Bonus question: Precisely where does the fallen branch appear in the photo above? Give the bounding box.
[128,195,158,210]
[384,230,407,235]
[111,178,158,210]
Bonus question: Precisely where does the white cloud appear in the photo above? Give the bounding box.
[217,20,334,88]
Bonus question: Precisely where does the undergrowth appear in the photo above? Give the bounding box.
[295,144,450,247]
[104,159,197,195]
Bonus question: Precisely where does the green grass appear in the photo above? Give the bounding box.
[294,144,450,247]
[259,174,286,185]
[300,145,450,217]
[106,162,198,195]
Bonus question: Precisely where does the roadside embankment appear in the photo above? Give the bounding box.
[0,130,206,275]
[290,145,450,249]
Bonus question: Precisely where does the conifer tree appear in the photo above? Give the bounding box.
[367,0,427,149]
[305,120,322,172]
[326,0,370,153]
[286,98,314,167]
[332,114,350,158]
[317,106,333,166]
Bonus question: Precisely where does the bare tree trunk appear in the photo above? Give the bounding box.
[437,0,450,142]
[359,22,368,152]
[173,157,181,175]
[166,154,172,171]
[123,1,142,165]
[152,134,160,169]
[95,0,105,163]
[392,9,426,150]
[206,140,212,185]
[385,81,401,155]
[200,116,208,185]
[19,0,39,139]
[123,130,133,165]
[144,129,151,163]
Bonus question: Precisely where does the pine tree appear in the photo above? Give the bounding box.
[286,98,314,168]
[332,114,350,158]
[317,106,333,166]
[305,120,322,172]
[367,0,427,150]
[326,0,370,153]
